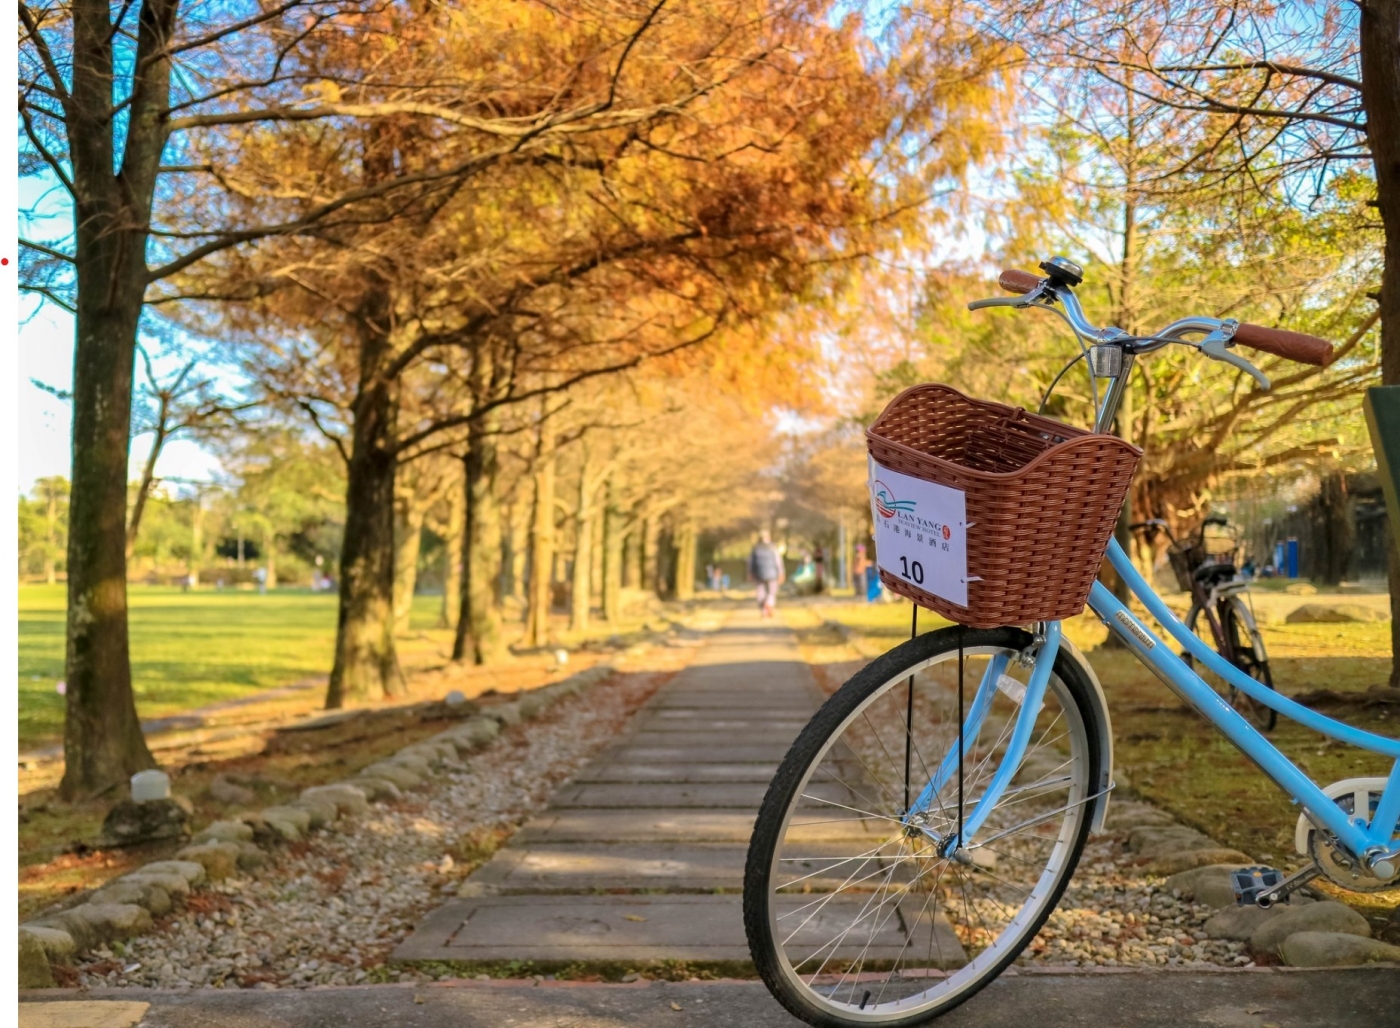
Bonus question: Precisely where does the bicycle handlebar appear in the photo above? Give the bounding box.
[1232,322,1335,367]
[999,269,1041,295]
[985,265,1338,372]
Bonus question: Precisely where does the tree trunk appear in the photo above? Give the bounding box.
[189,495,204,586]
[453,416,506,664]
[59,233,157,799]
[1360,0,1400,684]
[326,299,403,708]
[525,449,556,648]
[603,487,623,622]
[642,515,659,595]
[622,519,640,588]
[1316,473,1354,586]
[440,466,465,630]
[45,491,58,586]
[674,518,697,601]
[393,498,425,637]
[59,0,178,798]
[571,458,594,633]
[264,527,277,590]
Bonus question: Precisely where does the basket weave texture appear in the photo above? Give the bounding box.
[867,384,1142,627]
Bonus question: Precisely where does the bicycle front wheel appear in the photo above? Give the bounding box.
[744,626,1102,1027]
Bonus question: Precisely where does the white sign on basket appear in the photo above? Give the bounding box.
[869,457,969,607]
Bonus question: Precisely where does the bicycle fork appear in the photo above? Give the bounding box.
[902,622,1065,856]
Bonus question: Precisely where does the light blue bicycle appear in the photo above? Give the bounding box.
[744,259,1399,1026]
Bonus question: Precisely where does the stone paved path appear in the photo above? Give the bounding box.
[25,967,1400,1027]
[395,608,841,965]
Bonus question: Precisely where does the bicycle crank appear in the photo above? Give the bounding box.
[1294,777,1398,892]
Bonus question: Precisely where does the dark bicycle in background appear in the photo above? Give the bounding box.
[1129,514,1277,731]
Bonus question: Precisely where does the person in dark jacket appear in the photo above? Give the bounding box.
[748,531,785,617]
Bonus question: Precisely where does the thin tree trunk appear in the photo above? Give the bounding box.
[525,448,556,648]
[126,418,168,561]
[570,457,594,633]
[45,491,58,585]
[440,465,465,630]
[603,487,623,622]
[1360,0,1400,684]
[393,499,425,637]
[453,415,506,664]
[674,518,697,601]
[327,297,404,708]
[263,527,277,590]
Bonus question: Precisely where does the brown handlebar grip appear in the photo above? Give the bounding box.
[999,269,1041,295]
[1233,322,1335,367]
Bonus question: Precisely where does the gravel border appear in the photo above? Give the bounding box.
[18,665,616,988]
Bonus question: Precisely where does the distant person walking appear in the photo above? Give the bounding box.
[748,531,785,618]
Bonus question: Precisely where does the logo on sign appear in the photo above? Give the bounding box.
[872,481,916,520]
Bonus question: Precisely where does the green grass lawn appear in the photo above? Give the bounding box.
[18,585,460,750]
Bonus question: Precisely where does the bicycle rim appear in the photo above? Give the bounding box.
[744,627,1097,1026]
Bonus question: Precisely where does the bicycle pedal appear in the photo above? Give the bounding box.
[1231,866,1285,906]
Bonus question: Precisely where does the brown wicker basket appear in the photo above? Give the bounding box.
[867,384,1142,627]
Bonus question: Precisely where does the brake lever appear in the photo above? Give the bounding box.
[1199,330,1271,391]
[967,284,1052,312]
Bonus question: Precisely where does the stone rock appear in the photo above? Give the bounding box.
[1280,931,1400,967]
[120,870,192,899]
[1127,825,1215,858]
[1203,898,1312,941]
[138,860,207,887]
[444,689,468,708]
[1250,900,1371,954]
[300,783,369,817]
[1163,864,1246,909]
[258,805,312,840]
[486,702,522,727]
[235,840,267,870]
[175,841,242,881]
[387,752,433,774]
[1150,847,1254,876]
[193,819,255,845]
[361,762,423,789]
[1104,803,1178,832]
[518,693,544,719]
[65,902,154,942]
[89,879,172,917]
[1286,602,1387,624]
[208,774,256,806]
[18,929,55,988]
[292,795,338,829]
[452,717,500,748]
[19,925,76,964]
[1284,582,1318,595]
[31,912,98,953]
[96,798,191,848]
[347,777,403,803]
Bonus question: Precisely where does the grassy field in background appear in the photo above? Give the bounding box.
[805,592,1397,912]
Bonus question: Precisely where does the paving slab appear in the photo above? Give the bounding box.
[573,762,780,783]
[550,780,850,809]
[393,893,956,963]
[38,968,1400,1028]
[515,809,875,844]
[605,729,804,749]
[467,839,908,892]
[628,718,811,734]
[612,743,795,763]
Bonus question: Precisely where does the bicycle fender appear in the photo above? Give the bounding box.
[1058,635,1115,834]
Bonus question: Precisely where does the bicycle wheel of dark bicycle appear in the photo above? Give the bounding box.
[743,626,1103,1027]
[1184,599,1277,731]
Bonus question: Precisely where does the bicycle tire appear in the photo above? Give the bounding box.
[1184,601,1277,731]
[743,626,1103,1027]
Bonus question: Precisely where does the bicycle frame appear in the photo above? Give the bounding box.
[915,537,1400,874]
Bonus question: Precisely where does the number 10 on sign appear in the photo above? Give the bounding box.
[868,458,969,607]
